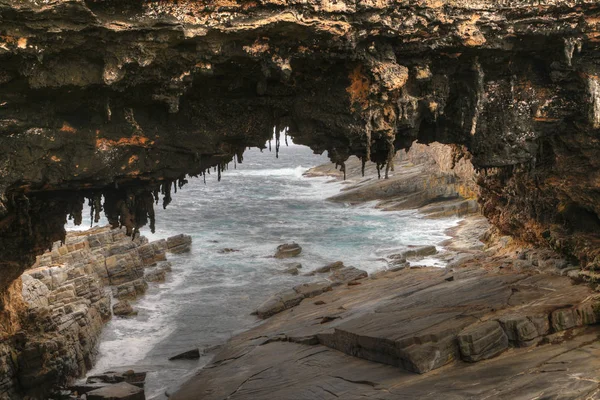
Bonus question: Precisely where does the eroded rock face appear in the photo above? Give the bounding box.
[1,2,600,287]
[0,226,181,399]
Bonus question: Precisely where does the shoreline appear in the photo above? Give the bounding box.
[171,210,600,399]
[169,159,600,399]
[0,226,191,399]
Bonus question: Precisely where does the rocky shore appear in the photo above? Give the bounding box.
[0,227,191,399]
[172,214,600,399]
[167,154,600,399]
[305,142,479,218]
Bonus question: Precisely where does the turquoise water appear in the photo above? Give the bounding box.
[71,143,460,398]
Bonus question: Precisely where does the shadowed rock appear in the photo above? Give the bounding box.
[169,349,201,361]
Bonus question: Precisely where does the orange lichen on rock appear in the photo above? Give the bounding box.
[96,135,154,151]
[347,65,370,111]
[50,156,61,162]
[60,122,77,133]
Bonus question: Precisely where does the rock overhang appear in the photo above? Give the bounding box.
[1,0,600,289]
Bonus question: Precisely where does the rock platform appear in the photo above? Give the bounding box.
[172,217,600,399]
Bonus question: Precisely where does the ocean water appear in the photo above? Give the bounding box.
[70,143,460,399]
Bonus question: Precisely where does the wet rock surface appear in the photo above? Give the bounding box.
[169,349,201,361]
[173,217,600,399]
[274,243,302,259]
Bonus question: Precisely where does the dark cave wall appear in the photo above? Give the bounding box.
[0,0,600,293]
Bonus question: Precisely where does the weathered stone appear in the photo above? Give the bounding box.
[551,308,580,332]
[87,382,145,400]
[329,266,368,285]
[282,266,299,275]
[113,279,148,301]
[313,261,344,274]
[166,235,192,254]
[144,269,167,283]
[293,281,332,298]
[274,243,302,259]
[458,321,509,362]
[498,314,548,346]
[254,281,333,319]
[254,289,303,319]
[113,301,137,317]
[393,246,438,260]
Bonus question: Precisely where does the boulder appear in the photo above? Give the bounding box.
[282,266,299,275]
[218,248,239,254]
[274,243,302,259]
[86,382,145,400]
[158,262,173,273]
[313,261,344,274]
[254,281,333,319]
[113,279,148,300]
[166,234,192,254]
[457,321,508,362]
[393,245,438,260]
[329,267,368,285]
[254,289,304,319]
[137,241,167,266]
[169,349,200,360]
[144,269,166,283]
[293,281,332,298]
[113,301,137,317]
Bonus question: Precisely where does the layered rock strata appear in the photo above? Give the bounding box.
[0,226,189,399]
[172,221,600,399]
[308,143,479,217]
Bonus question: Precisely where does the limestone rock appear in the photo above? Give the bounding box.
[274,243,302,259]
[458,321,509,362]
[137,241,167,266]
[113,301,137,317]
[254,281,333,319]
[393,246,438,260]
[282,266,299,275]
[292,281,332,298]
[254,289,303,319]
[167,234,192,254]
[313,261,344,274]
[113,279,148,301]
[498,314,549,346]
[144,269,166,283]
[86,382,145,400]
[329,266,368,285]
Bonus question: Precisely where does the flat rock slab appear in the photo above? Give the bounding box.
[174,265,600,399]
[87,382,145,400]
[172,330,600,400]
